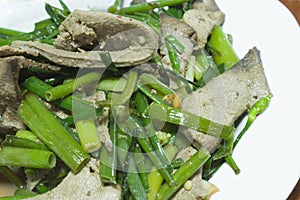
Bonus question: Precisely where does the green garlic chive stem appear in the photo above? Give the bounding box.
[0,166,25,187]
[139,73,175,95]
[45,72,100,101]
[207,25,239,69]
[17,93,90,173]
[146,103,235,140]
[117,0,190,14]
[156,148,210,200]
[165,35,185,54]
[75,118,102,153]
[0,147,56,169]
[165,37,181,73]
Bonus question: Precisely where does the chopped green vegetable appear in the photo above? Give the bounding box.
[165,36,181,73]
[45,72,100,101]
[207,25,239,69]
[165,35,185,54]
[147,144,178,200]
[117,0,190,14]
[99,108,117,184]
[2,135,48,150]
[17,93,90,173]
[0,147,56,169]
[0,166,25,188]
[135,92,174,173]
[145,103,235,140]
[156,148,211,200]
[139,73,175,96]
[233,95,272,149]
[75,118,101,153]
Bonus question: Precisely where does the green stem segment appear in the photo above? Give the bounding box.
[233,95,272,149]
[75,118,101,153]
[148,144,178,200]
[120,115,176,187]
[156,148,211,200]
[135,92,174,173]
[165,35,185,54]
[2,135,48,150]
[117,0,190,14]
[165,37,181,73]
[99,109,117,184]
[0,166,25,187]
[145,103,235,140]
[139,73,175,95]
[117,137,147,200]
[207,25,239,69]
[108,0,124,13]
[97,71,138,106]
[225,155,240,175]
[17,93,90,173]
[45,72,100,101]
[97,77,126,92]
[21,76,98,118]
[0,27,24,37]
[0,147,56,169]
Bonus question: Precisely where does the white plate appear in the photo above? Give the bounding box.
[0,0,299,199]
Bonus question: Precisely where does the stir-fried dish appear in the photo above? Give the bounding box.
[0,0,272,199]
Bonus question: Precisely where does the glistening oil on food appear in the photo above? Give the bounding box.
[0,0,271,199]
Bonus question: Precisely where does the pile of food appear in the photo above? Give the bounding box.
[0,0,272,199]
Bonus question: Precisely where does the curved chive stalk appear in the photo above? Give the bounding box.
[233,95,272,149]
[45,72,100,101]
[225,155,240,175]
[145,103,235,140]
[0,147,56,169]
[212,133,234,161]
[117,0,190,14]
[207,25,239,69]
[156,148,211,200]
